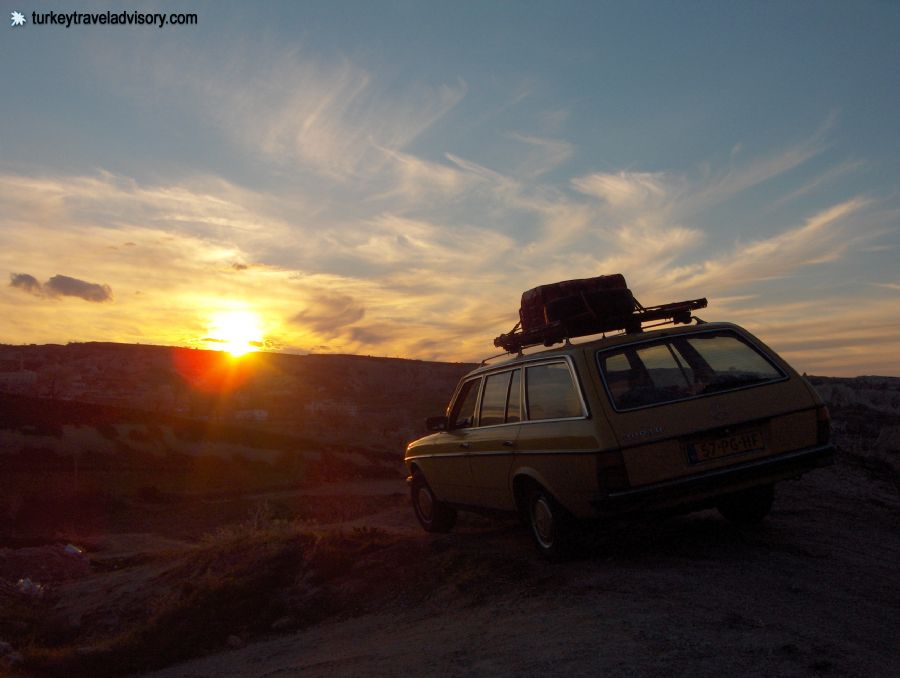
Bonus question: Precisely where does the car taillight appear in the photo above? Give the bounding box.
[597,450,629,493]
[816,404,831,445]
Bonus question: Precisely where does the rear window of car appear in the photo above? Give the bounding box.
[597,330,785,411]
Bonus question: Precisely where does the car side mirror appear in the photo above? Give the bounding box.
[426,416,448,432]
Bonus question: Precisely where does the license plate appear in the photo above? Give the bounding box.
[686,430,763,464]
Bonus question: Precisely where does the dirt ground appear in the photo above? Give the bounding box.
[2,454,897,677]
[138,459,899,678]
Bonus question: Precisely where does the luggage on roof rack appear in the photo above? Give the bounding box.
[493,274,708,353]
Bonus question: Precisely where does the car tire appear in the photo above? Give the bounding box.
[410,471,457,533]
[717,484,775,526]
[525,486,579,560]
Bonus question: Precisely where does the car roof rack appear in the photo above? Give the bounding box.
[492,294,708,354]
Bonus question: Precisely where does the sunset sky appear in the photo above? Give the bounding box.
[2,1,898,375]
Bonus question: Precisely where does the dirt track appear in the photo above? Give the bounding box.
[147,460,899,678]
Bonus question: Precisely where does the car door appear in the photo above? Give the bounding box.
[514,359,600,508]
[467,368,522,510]
[422,376,482,504]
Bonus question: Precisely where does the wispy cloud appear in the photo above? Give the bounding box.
[117,42,467,181]
[352,213,517,271]
[0,112,892,373]
[291,292,365,338]
[715,296,900,376]
[656,198,872,296]
[370,148,473,203]
[691,115,836,209]
[767,160,865,212]
[507,133,574,177]
[572,171,669,209]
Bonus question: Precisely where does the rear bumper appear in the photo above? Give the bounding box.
[591,443,835,515]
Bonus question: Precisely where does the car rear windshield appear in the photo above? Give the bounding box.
[597,329,785,411]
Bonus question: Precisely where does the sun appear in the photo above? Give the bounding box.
[206,310,264,357]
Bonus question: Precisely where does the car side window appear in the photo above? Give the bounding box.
[480,371,512,426]
[525,362,583,421]
[449,378,481,429]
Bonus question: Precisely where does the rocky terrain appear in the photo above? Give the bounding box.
[0,364,896,677]
[809,375,900,480]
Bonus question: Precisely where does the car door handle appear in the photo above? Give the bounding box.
[459,442,470,449]
[502,440,515,447]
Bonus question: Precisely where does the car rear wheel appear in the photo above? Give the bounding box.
[525,486,578,560]
[410,471,457,533]
[717,484,775,526]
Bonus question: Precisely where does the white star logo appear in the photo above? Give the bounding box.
[10,11,26,27]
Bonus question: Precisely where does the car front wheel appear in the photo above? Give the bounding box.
[410,471,457,533]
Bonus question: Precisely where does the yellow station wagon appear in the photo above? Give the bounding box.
[405,318,834,558]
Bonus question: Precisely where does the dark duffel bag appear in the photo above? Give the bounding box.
[519,274,634,333]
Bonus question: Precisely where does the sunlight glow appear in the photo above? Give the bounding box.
[206,310,264,357]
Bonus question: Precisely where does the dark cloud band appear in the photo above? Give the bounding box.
[9,272,113,303]
[9,273,42,295]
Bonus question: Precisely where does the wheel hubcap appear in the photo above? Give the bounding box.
[417,486,434,521]
[531,496,554,548]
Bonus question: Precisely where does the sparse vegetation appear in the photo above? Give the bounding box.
[17,522,414,676]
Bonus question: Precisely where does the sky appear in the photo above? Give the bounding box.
[2,1,898,376]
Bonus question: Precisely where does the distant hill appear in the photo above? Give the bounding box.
[0,342,475,451]
[0,343,476,538]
